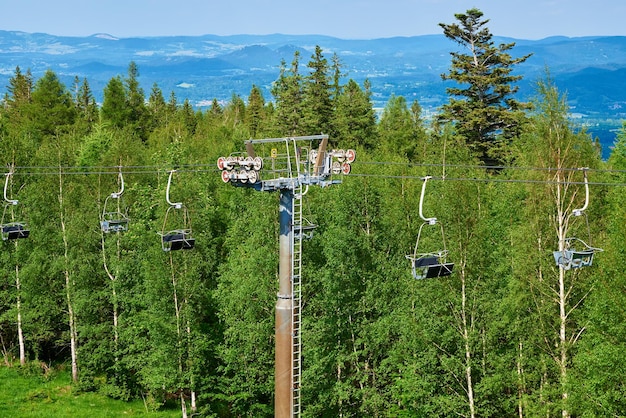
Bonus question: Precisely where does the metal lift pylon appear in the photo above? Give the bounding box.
[218,135,355,418]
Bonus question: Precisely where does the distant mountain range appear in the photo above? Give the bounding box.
[1,30,626,153]
[0,31,624,112]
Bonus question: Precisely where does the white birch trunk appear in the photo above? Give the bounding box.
[517,339,525,418]
[170,254,186,416]
[16,263,25,366]
[101,236,120,363]
[460,257,476,418]
[555,169,569,418]
[59,165,78,383]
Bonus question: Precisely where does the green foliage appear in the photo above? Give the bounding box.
[271,53,304,135]
[101,76,129,129]
[0,363,179,417]
[437,8,531,164]
[0,35,624,418]
[302,45,334,135]
[335,79,377,149]
[29,70,77,138]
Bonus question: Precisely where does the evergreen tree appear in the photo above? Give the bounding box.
[271,52,304,135]
[334,79,377,149]
[1,66,36,160]
[147,82,167,128]
[223,93,245,129]
[5,66,33,109]
[29,70,76,138]
[302,45,333,135]
[125,61,148,139]
[181,99,197,135]
[437,8,531,164]
[101,76,129,129]
[246,85,265,138]
[330,53,344,105]
[74,77,98,128]
[208,98,222,117]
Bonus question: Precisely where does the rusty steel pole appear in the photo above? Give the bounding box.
[275,188,293,417]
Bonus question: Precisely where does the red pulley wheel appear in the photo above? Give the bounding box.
[346,149,356,163]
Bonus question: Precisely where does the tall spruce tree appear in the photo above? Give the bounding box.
[437,8,531,165]
[334,79,377,149]
[302,45,333,136]
[5,66,33,109]
[29,70,76,138]
[2,67,35,160]
[74,77,98,129]
[125,61,147,138]
[271,52,304,136]
[101,76,129,129]
[246,85,265,138]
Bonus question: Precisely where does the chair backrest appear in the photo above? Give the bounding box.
[162,233,195,251]
[414,256,439,267]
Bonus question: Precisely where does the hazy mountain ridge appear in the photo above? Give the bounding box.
[1,30,626,120]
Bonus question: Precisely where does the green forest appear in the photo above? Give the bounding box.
[1,9,625,418]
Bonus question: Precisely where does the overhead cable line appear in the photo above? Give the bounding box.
[5,162,626,186]
[346,173,626,187]
[356,161,626,175]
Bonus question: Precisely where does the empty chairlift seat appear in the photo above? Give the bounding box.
[100,214,129,233]
[408,253,454,280]
[100,169,129,233]
[161,229,195,251]
[1,170,29,241]
[1,222,29,240]
[553,168,603,270]
[406,176,455,280]
[553,237,602,270]
[160,170,196,252]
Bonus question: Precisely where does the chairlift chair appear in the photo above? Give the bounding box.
[1,171,29,241]
[553,168,602,269]
[159,170,195,251]
[100,168,129,233]
[293,220,317,240]
[553,237,602,270]
[405,176,454,279]
[1,222,29,240]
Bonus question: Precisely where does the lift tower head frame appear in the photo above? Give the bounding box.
[218,135,355,417]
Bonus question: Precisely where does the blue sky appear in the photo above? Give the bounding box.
[2,0,625,40]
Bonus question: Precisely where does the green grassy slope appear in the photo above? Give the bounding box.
[0,365,180,418]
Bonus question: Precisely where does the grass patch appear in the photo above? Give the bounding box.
[0,364,181,417]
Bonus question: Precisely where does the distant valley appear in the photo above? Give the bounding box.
[1,30,625,156]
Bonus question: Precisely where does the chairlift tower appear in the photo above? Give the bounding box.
[218,135,355,418]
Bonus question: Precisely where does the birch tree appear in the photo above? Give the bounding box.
[512,77,601,417]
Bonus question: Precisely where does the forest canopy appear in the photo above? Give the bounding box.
[0,9,623,418]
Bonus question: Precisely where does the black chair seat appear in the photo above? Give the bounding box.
[2,224,29,240]
[412,256,454,279]
[162,233,195,251]
[423,262,454,278]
